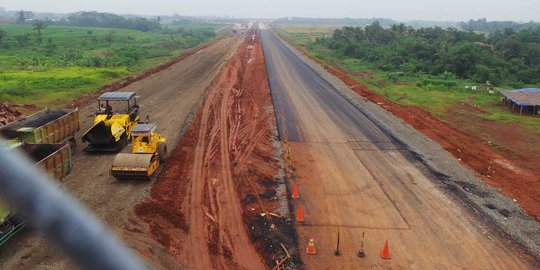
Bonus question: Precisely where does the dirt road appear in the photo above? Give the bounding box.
[260,29,537,269]
[133,30,297,269]
[0,37,242,269]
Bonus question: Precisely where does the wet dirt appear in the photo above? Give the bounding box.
[305,56,540,222]
[133,30,298,269]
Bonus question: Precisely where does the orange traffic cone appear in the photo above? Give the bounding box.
[297,205,304,223]
[380,240,391,259]
[292,184,299,199]
[306,235,316,255]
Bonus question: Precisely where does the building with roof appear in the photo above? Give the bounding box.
[500,88,540,116]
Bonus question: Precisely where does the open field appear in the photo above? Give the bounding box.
[275,24,540,222]
[0,23,219,108]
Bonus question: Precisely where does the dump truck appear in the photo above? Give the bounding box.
[0,108,78,246]
[0,107,78,179]
[110,123,167,180]
[0,142,72,246]
[82,92,140,152]
[0,200,24,246]
[0,108,80,148]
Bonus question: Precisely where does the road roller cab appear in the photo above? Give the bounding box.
[110,124,167,180]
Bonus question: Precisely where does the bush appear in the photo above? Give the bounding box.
[78,56,106,67]
[319,23,540,86]
[110,45,146,66]
[421,78,458,88]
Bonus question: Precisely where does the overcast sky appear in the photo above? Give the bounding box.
[1,0,539,21]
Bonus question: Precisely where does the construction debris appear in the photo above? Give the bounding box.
[271,244,291,270]
[260,212,281,218]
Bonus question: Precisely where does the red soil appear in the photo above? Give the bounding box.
[0,102,23,126]
[133,31,294,269]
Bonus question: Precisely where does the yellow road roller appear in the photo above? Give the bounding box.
[110,123,167,180]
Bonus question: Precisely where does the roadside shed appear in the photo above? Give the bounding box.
[500,88,540,116]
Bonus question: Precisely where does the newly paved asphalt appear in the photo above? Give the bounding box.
[261,29,396,145]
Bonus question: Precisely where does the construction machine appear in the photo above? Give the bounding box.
[110,123,167,180]
[82,92,140,152]
[0,200,25,246]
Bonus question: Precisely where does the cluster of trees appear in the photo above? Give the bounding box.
[460,18,540,32]
[315,22,540,86]
[163,26,216,46]
[276,17,397,26]
[65,11,161,32]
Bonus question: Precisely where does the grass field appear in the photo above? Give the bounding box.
[0,23,220,108]
[274,25,540,131]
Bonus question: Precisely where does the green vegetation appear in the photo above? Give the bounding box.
[0,22,219,107]
[460,18,540,32]
[274,17,397,27]
[312,22,540,86]
[274,25,540,131]
[64,11,161,32]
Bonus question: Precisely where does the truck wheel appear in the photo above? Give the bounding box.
[157,143,168,163]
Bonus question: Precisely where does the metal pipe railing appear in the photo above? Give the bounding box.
[0,140,147,270]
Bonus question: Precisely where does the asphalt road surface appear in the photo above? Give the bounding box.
[260,29,536,269]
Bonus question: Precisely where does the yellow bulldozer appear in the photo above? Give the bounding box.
[110,123,167,180]
[82,92,140,152]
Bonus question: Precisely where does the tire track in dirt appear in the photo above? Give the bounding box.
[185,33,266,269]
[0,37,243,270]
[133,30,297,269]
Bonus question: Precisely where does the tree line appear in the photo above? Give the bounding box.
[65,12,161,32]
[13,10,161,32]
[315,22,540,86]
[460,18,539,32]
